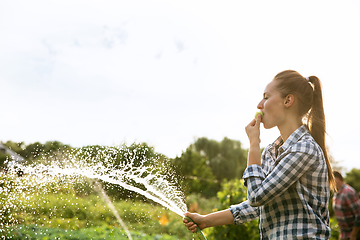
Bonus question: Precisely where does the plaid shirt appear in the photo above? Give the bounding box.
[230,125,331,239]
[333,183,360,239]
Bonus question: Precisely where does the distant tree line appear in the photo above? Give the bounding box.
[171,137,249,197]
[1,140,71,164]
[0,138,248,199]
[1,138,360,200]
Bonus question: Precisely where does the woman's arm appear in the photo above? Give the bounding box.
[183,209,234,233]
[183,200,260,233]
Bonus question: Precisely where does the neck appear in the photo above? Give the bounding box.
[278,121,302,142]
[337,181,345,190]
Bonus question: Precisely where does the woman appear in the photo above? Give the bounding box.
[183,70,336,239]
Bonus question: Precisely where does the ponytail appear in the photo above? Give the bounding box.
[273,70,336,192]
[307,76,336,192]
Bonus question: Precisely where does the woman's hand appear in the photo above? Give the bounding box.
[183,210,235,233]
[183,212,206,233]
[245,114,262,166]
[245,114,262,145]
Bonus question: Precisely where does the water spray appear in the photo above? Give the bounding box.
[94,181,133,240]
[2,145,207,239]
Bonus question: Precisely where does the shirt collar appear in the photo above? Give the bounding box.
[270,125,309,157]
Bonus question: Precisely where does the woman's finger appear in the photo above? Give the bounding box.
[255,113,261,127]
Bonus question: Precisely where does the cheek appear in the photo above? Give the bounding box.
[263,101,273,111]
[264,99,282,112]
[263,101,279,120]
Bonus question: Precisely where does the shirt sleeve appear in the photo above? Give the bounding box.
[345,190,360,227]
[229,200,259,225]
[243,142,319,207]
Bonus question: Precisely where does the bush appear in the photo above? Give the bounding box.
[330,217,340,240]
[206,178,259,240]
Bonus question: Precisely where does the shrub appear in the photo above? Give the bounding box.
[206,178,259,240]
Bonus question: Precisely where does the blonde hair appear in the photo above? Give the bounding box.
[273,70,336,192]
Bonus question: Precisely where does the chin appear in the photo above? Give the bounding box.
[262,123,275,130]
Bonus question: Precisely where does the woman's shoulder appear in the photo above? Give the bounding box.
[289,132,322,156]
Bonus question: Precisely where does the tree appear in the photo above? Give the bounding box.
[73,143,178,202]
[21,142,45,161]
[0,152,11,170]
[1,141,25,154]
[1,140,72,165]
[172,148,219,197]
[43,141,71,155]
[345,168,360,194]
[192,137,247,182]
[172,137,248,197]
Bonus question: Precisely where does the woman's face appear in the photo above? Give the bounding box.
[257,80,286,129]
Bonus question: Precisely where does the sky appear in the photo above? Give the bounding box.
[1,0,360,173]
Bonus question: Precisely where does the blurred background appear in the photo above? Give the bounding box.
[1,1,360,239]
[1,0,360,171]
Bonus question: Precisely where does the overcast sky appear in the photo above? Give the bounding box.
[1,0,360,172]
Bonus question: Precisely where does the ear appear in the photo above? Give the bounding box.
[284,94,295,108]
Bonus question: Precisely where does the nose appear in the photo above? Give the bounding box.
[257,99,264,110]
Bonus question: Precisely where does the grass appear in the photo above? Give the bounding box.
[4,224,181,240]
[0,174,340,240]
[1,191,194,239]
[0,174,211,239]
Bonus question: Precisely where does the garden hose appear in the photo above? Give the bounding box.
[184,216,207,240]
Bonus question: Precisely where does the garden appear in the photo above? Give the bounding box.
[0,139,348,239]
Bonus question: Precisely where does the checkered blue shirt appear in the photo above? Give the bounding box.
[230,125,331,239]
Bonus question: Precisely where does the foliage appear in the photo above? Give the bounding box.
[330,217,340,240]
[1,140,72,165]
[2,138,248,200]
[1,141,25,155]
[3,224,182,240]
[72,143,181,202]
[171,137,248,198]
[0,174,193,239]
[185,193,218,214]
[171,148,219,197]
[206,178,259,240]
[193,137,247,181]
[0,139,346,239]
[344,168,360,194]
[0,152,10,170]
[3,141,181,203]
